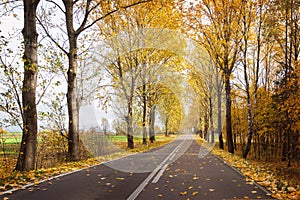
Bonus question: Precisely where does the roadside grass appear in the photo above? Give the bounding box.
[0,134,176,194]
[108,134,176,152]
[194,137,300,200]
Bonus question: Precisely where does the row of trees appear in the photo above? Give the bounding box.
[0,0,160,171]
[0,0,196,172]
[1,0,299,172]
[183,0,300,166]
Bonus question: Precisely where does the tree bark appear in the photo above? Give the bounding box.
[165,116,169,137]
[209,96,214,143]
[204,107,209,141]
[242,2,254,158]
[127,98,134,149]
[216,70,224,149]
[149,105,156,143]
[63,0,80,161]
[224,74,234,154]
[15,0,40,172]
[142,84,147,144]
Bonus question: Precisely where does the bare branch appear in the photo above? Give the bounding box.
[45,0,65,13]
[36,16,68,55]
[78,0,152,34]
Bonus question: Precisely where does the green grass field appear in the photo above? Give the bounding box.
[0,133,173,156]
[107,134,169,143]
[1,133,169,144]
[0,132,22,144]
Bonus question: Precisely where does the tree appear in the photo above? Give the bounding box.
[97,0,182,148]
[14,0,41,171]
[159,88,182,136]
[39,0,152,158]
[239,0,256,159]
[101,118,109,135]
[188,66,217,143]
[266,0,300,166]
[1,0,68,171]
[185,0,243,153]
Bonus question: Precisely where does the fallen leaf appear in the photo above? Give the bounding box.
[180,191,188,196]
[287,187,296,192]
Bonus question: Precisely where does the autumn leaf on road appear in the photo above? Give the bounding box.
[180,191,188,195]
[192,191,198,196]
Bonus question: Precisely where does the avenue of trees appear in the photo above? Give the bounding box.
[183,0,300,165]
[0,0,299,172]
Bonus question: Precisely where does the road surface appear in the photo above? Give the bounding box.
[1,134,274,200]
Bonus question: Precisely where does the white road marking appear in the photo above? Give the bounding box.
[151,164,168,183]
[127,137,186,200]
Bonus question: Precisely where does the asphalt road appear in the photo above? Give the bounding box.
[1,134,275,200]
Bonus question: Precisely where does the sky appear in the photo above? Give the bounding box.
[0,8,115,132]
[0,2,202,133]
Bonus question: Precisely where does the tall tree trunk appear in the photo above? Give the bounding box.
[142,84,147,144]
[149,105,156,143]
[15,0,40,172]
[224,74,234,154]
[216,69,224,149]
[204,108,209,141]
[64,0,80,161]
[127,98,134,149]
[242,2,254,159]
[66,46,80,161]
[209,96,214,143]
[165,116,169,137]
